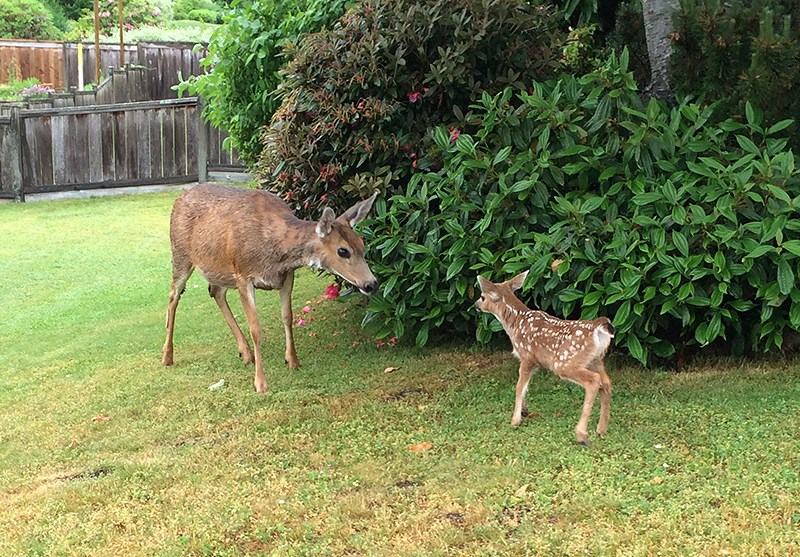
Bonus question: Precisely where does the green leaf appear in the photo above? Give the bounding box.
[735,135,760,155]
[626,334,646,365]
[782,240,800,257]
[493,146,512,166]
[445,258,466,281]
[778,258,795,296]
[673,231,689,257]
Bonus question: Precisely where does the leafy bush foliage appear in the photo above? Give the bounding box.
[671,0,800,138]
[70,0,165,37]
[0,0,62,39]
[180,0,351,165]
[362,50,800,364]
[258,0,565,215]
[173,0,222,22]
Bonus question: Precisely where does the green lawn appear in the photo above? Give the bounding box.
[0,190,798,556]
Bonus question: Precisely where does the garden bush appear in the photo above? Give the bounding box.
[671,0,800,142]
[173,0,222,22]
[361,50,800,364]
[0,0,62,39]
[257,0,566,215]
[180,0,351,165]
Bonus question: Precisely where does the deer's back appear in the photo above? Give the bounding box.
[169,184,301,286]
[515,311,613,370]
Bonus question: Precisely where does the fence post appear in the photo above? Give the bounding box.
[197,97,208,183]
[9,108,24,202]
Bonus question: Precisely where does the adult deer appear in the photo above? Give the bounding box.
[162,184,379,393]
[475,272,614,445]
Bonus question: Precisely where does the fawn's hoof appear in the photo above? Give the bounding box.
[521,408,529,418]
[240,352,255,365]
[579,440,590,447]
[254,382,269,394]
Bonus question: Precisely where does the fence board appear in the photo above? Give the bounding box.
[87,113,103,183]
[0,116,16,197]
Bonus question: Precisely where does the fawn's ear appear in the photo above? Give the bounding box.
[506,271,529,292]
[477,276,500,301]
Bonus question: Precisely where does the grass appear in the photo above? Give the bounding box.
[1,189,799,556]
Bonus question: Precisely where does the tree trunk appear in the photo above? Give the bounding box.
[641,0,677,100]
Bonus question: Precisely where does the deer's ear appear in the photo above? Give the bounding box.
[477,276,491,292]
[316,207,336,238]
[506,271,529,292]
[340,192,378,228]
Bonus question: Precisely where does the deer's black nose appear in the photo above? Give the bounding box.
[362,280,379,294]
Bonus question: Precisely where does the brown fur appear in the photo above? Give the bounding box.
[476,272,614,444]
[162,184,378,393]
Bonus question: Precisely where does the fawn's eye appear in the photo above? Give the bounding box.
[337,247,351,258]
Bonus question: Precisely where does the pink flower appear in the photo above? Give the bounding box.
[407,91,421,103]
[375,339,386,347]
[152,6,161,16]
[100,11,110,17]
[302,305,312,314]
[124,22,133,30]
[296,318,307,327]
[323,284,340,300]
[389,337,398,345]
[449,127,461,143]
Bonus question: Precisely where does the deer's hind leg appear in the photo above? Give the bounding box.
[209,284,254,365]
[593,360,612,436]
[559,366,602,445]
[237,280,268,394]
[162,261,194,366]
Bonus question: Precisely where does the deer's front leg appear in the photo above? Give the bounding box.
[237,280,268,394]
[511,361,534,426]
[279,271,299,369]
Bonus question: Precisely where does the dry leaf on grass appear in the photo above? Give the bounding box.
[383,366,400,374]
[91,415,109,423]
[409,441,432,453]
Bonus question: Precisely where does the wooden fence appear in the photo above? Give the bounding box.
[0,97,243,201]
[0,66,164,114]
[0,39,205,98]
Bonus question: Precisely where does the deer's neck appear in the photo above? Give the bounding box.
[495,299,533,332]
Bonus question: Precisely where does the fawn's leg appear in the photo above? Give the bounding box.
[279,271,299,369]
[162,264,193,366]
[594,360,612,436]
[209,284,254,365]
[511,362,534,426]
[560,367,601,445]
[237,279,267,394]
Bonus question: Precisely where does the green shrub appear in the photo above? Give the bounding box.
[671,0,800,139]
[0,0,62,39]
[179,0,351,165]
[362,50,800,364]
[173,0,221,21]
[257,0,565,216]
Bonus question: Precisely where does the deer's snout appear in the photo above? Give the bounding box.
[360,279,379,295]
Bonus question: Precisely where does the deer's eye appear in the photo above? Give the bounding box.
[337,247,351,258]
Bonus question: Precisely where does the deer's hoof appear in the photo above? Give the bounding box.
[510,417,522,427]
[162,353,173,366]
[521,408,529,418]
[240,352,255,365]
[579,440,590,447]
[285,357,300,369]
[254,383,269,394]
